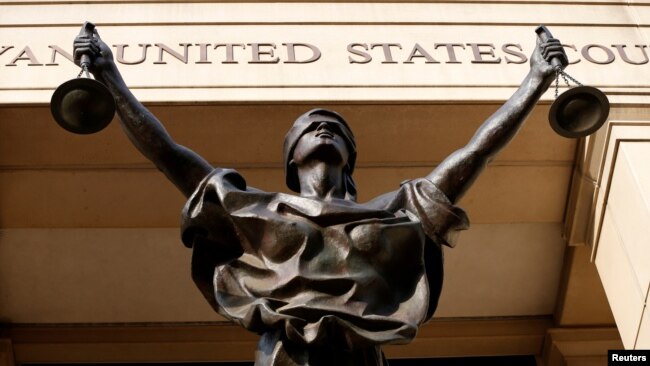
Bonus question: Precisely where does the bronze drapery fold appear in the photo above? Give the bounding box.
[181,169,468,365]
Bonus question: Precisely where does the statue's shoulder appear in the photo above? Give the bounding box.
[202,168,247,191]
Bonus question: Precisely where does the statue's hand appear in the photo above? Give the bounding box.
[73,28,114,75]
[530,37,568,79]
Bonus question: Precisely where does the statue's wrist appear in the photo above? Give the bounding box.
[96,60,119,81]
[531,67,553,84]
[524,69,553,96]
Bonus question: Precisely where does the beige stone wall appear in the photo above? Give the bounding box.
[1,1,650,103]
[0,103,572,323]
[590,129,650,349]
[3,1,647,364]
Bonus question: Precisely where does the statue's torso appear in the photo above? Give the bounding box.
[217,191,430,348]
[180,168,470,365]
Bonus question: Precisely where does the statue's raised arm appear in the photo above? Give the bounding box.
[427,33,568,204]
[63,23,575,366]
[73,27,213,198]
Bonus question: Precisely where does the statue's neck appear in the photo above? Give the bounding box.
[297,162,346,200]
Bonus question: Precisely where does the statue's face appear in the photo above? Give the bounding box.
[291,118,350,169]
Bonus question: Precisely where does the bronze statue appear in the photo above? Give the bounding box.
[71,25,567,366]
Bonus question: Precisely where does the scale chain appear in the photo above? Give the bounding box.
[553,66,584,99]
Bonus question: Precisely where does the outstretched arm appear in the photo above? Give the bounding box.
[427,33,568,204]
[74,26,213,198]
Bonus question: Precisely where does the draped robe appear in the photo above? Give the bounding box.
[181,169,468,365]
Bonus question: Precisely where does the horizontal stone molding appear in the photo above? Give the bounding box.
[1,2,649,103]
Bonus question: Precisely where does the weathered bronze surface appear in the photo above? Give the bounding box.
[536,25,610,138]
[51,77,115,134]
[549,85,610,138]
[51,22,116,134]
[65,23,570,366]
